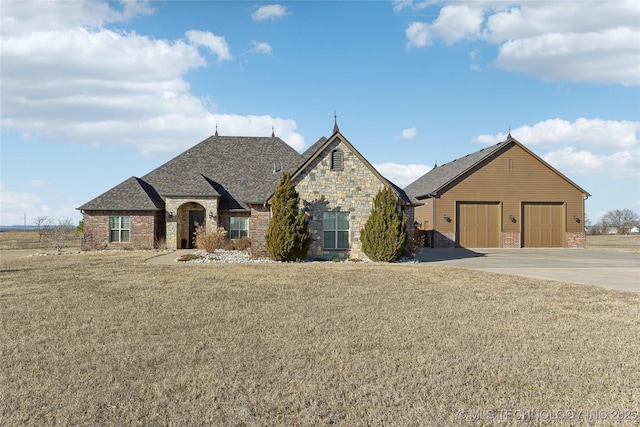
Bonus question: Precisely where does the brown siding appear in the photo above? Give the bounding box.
[83,210,158,250]
[415,144,587,248]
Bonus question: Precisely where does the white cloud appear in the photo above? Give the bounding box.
[543,147,640,179]
[393,0,433,13]
[0,182,45,225]
[249,40,273,55]
[473,118,640,178]
[30,180,50,187]
[374,163,431,187]
[0,0,304,157]
[403,1,640,85]
[185,30,232,63]
[252,4,291,21]
[400,127,418,139]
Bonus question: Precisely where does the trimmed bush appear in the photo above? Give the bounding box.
[265,172,312,261]
[361,187,407,262]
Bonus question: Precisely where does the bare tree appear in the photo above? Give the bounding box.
[43,219,76,253]
[600,209,640,235]
[33,215,52,242]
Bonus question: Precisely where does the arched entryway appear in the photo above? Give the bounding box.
[177,202,205,249]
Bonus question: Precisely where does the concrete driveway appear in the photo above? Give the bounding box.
[414,248,640,293]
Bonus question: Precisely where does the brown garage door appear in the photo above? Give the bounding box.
[523,203,564,247]
[457,202,500,248]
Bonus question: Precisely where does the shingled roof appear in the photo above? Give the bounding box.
[404,136,591,199]
[79,135,305,211]
[404,140,506,199]
[78,176,165,211]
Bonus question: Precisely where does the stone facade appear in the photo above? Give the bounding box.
[82,210,159,250]
[293,137,389,260]
[164,197,218,249]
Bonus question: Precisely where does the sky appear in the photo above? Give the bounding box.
[1,0,639,227]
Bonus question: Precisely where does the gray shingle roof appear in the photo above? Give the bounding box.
[78,176,164,211]
[79,135,305,211]
[404,137,591,199]
[301,136,327,160]
[404,141,507,199]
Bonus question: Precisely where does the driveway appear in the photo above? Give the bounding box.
[414,248,640,293]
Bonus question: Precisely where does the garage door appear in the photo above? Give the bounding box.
[523,203,564,247]
[457,202,500,248]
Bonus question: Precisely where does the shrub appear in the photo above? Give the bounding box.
[234,237,252,251]
[361,187,407,262]
[194,226,227,253]
[265,172,312,261]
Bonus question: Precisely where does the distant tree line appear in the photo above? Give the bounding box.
[588,208,640,235]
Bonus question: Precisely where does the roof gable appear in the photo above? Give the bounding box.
[404,137,590,199]
[142,135,305,205]
[290,131,418,205]
[78,176,164,211]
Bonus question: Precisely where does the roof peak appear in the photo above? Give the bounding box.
[333,111,339,134]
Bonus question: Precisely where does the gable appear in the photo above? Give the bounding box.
[291,132,417,205]
[143,135,305,205]
[405,138,590,199]
[439,143,588,200]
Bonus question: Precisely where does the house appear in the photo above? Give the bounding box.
[404,135,590,248]
[78,123,417,260]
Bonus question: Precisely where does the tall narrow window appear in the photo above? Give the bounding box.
[109,216,130,243]
[323,212,349,249]
[331,149,343,171]
[230,217,249,239]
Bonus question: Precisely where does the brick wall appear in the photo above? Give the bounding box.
[83,210,157,250]
[433,231,456,248]
[566,232,586,248]
[249,205,270,255]
[501,232,521,248]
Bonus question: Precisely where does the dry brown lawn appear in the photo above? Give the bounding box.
[587,234,640,253]
[1,250,639,426]
[0,230,81,251]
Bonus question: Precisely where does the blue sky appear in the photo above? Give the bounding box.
[1,0,639,227]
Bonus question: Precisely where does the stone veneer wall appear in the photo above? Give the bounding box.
[566,232,586,248]
[293,138,387,260]
[83,210,157,250]
[501,232,521,248]
[164,197,218,249]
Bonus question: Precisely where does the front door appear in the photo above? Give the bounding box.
[188,211,205,249]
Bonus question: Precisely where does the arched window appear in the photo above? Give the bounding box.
[331,149,343,171]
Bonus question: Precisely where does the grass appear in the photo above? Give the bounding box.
[587,234,640,253]
[1,249,638,425]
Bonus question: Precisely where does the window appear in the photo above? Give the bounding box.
[323,212,349,249]
[331,149,343,171]
[230,217,249,239]
[110,216,130,243]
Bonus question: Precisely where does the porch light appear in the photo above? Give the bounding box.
[509,214,517,223]
[443,214,451,222]
[414,221,420,228]
[573,215,581,223]
[167,210,175,217]
[209,212,217,220]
